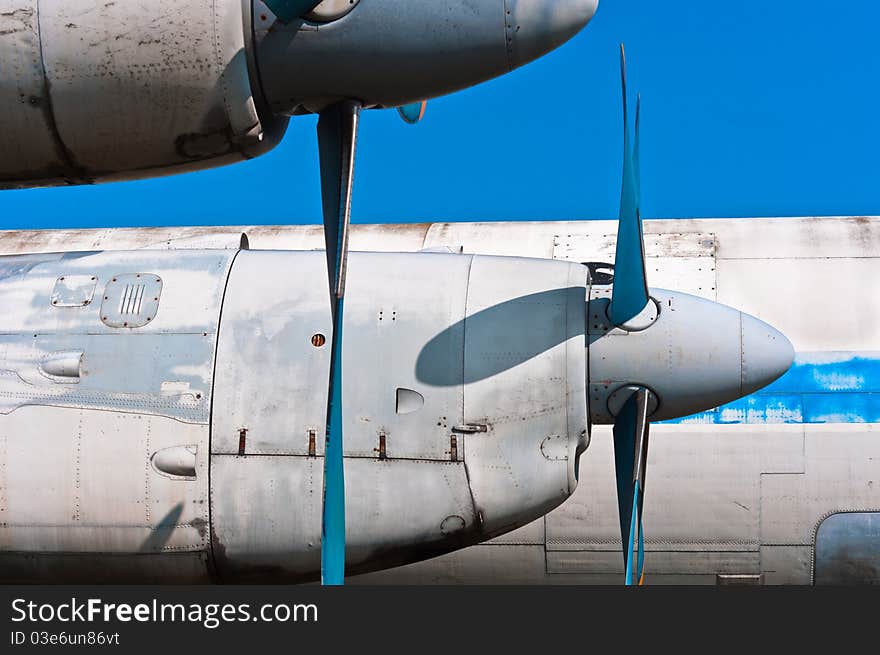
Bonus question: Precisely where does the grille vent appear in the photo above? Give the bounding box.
[119,283,147,315]
[100,274,163,328]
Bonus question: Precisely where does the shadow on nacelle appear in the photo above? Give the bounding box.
[415,287,584,386]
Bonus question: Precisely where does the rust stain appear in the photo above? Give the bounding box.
[376,431,387,460]
[237,428,247,456]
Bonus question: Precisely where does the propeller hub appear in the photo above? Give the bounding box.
[606,297,659,332]
[588,289,794,424]
[254,0,600,113]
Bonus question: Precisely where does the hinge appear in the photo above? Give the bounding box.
[452,423,487,434]
[375,431,387,460]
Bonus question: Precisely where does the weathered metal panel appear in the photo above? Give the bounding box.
[760,546,813,586]
[0,0,279,187]
[51,274,97,308]
[344,252,470,460]
[761,424,880,547]
[554,232,717,300]
[99,273,163,329]
[210,455,476,581]
[211,250,332,456]
[485,518,545,545]
[425,221,559,258]
[0,250,234,335]
[0,407,209,556]
[0,0,67,183]
[0,248,232,582]
[546,549,761,577]
[717,258,880,352]
[212,250,470,460]
[2,217,880,260]
[0,224,433,256]
[813,512,880,585]
[713,216,880,260]
[461,255,587,537]
[1,217,879,584]
[0,333,214,423]
[545,425,805,565]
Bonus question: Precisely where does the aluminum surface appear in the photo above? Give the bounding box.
[0,217,876,584]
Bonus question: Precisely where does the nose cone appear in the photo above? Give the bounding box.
[588,290,795,424]
[740,313,795,395]
[508,0,599,69]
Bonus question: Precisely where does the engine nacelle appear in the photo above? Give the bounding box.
[0,247,588,582]
[0,0,598,189]
[211,250,587,580]
[0,0,286,189]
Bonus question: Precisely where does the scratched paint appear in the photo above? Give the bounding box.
[666,352,880,424]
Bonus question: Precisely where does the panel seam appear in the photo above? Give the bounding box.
[34,1,91,185]
[205,248,243,583]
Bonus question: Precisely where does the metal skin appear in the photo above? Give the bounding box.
[2,217,876,585]
[0,233,791,582]
[0,249,587,582]
[589,288,794,424]
[0,0,599,585]
[0,0,598,189]
[255,0,601,113]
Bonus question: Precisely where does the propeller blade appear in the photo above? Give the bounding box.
[398,101,428,125]
[608,45,649,327]
[316,99,362,585]
[634,93,641,211]
[262,0,323,23]
[612,387,651,586]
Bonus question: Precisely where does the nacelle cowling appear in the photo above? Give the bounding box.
[210,250,589,579]
[0,248,588,582]
[0,0,597,189]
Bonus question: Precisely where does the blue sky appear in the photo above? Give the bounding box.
[3,0,879,229]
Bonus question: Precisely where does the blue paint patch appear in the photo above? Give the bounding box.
[765,352,880,393]
[803,393,880,424]
[664,352,880,425]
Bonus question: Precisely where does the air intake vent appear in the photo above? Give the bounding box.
[119,283,146,315]
[100,274,163,328]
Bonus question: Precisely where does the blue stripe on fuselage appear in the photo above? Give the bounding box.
[662,352,880,424]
